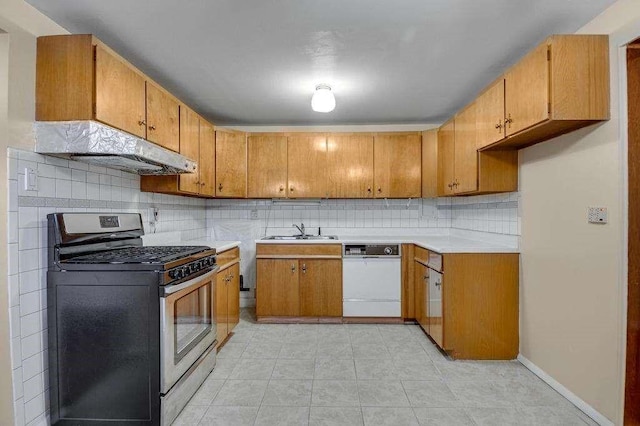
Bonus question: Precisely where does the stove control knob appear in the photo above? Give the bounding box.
[174,269,183,280]
[384,247,393,255]
[169,270,177,279]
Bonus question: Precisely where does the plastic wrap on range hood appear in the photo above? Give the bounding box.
[34,120,197,175]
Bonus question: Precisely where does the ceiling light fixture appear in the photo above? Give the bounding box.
[311,84,336,113]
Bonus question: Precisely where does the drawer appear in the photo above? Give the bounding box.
[217,247,240,268]
[257,244,342,258]
[414,245,429,264]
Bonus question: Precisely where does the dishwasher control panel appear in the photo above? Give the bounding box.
[343,244,400,257]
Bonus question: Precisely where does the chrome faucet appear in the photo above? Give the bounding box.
[293,223,306,237]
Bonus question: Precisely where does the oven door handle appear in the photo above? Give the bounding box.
[163,266,219,296]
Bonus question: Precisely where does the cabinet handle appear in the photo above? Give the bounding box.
[291,264,296,273]
[447,183,453,189]
[218,183,223,192]
[290,186,294,192]
[138,119,146,126]
[377,187,382,193]
[367,187,372,194]
[302,263,306,274]
[504,114,513,127]
[201,182,206,186]
[454,180,459,187]
[495,120,503,132]
[148,125,156,131]
[279,186,284,192]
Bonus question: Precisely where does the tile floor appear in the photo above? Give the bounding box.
[173,309,596,426]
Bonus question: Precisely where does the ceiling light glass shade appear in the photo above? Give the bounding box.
[311,85,336,113]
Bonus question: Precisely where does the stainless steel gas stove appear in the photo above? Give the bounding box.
[47,213,218,426]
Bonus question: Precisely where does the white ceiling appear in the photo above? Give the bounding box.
[27,0,615,126]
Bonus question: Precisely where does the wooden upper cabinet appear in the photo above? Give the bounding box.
[476,79,505,149]
[247,134,288,198]
[95,44,147,138]
[146,81,180,152]
[327,134,374,198]
[373,133,422,198]
[453,102,478,194]
[215,130,247,198]
[287,134,327,198]
[421,129,438,198]
[437,120,455,197]
[199,120,216,197]
[504,42,549,136]
[178,106,201,194]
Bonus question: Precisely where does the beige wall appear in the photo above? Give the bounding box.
[519,0,640,424]
[0,1,67,424]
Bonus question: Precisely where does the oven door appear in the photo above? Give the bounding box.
[160,267,218,394]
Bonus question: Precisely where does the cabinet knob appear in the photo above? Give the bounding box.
[447,183,453,189]
[218,183,223,192]
[495,120,503,132]
[148,125,156,131]
[291,264,296,272]
[367,187,372,193]
[279,186,284,192]
[138,119,146,126]
[377,187,382,193]
[200,182,205,186]
[301,263,307,274]
[290,186,294,192]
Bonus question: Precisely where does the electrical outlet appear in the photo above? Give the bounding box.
[588,207,608,224]
[250,209,259,220]
[24,167,38,191]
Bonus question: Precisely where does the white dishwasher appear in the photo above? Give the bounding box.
[342,244,402,317]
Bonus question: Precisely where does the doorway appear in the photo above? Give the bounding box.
[626,37,640,425]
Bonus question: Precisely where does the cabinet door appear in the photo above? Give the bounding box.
[287,134,327,198]
[437,120,455,196]
[373,134,422,198]
[428,270,444,348]
[453,102,478,194]
[505,42,549,135]
[199,120,216,197]
[476,79,505,149]
[215,270,229,343]
[215,130,248,198]
[227,263,240,333]
[256,259,299,316]
[95,45,146,138]
[247,134,288,198]
[327,134,374,198]
[299,259,342,317]
[145,81,179,152]
[421,129,438,198]
[414,262,429,333]
[178,106,201,194]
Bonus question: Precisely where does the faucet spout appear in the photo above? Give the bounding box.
[292,223,306,236]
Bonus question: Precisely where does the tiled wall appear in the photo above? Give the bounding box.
[6,148,208,426]
[206,194,520,236]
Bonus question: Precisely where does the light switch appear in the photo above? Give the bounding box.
[588,207,608,224]
[24,167,38,191]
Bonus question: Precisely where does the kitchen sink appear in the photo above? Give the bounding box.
[262,235,339,240]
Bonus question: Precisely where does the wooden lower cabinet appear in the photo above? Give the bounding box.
[256,259,300,316]
[408,247,519,360]
[256,244,342,320]
[299,259,342,317]
[216,257,240,345]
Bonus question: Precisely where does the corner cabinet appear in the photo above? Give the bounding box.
[141,108,216,196]
[37,35,181,153]
[256,244,343,321]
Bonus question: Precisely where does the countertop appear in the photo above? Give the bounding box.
[256,235,519,254]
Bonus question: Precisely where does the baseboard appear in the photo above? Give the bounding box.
[517,354,614,426]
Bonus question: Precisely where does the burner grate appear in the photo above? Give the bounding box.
[65,246,209,264]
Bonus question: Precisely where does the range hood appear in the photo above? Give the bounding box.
[34,121,197,175]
